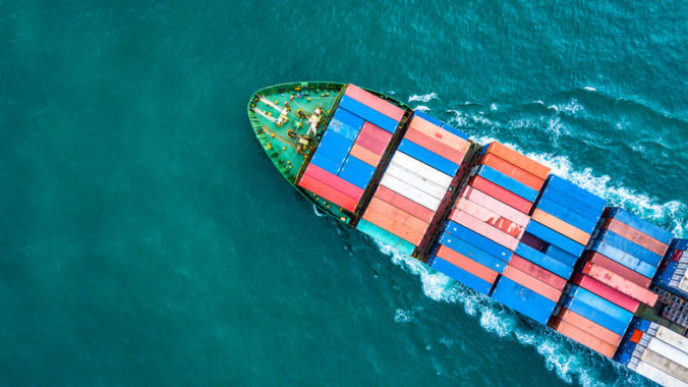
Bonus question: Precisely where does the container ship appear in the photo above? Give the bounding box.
[248,82,688,386]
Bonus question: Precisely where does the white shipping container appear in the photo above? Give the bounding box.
[636,361,688,387]
[657,326,688,354]
[385,162,447,200]
[648,338,688,369]
[379,174,440,211]
[641,348,688,383]
[391,152,452,187]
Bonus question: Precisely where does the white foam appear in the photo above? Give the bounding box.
[490,103,498,111]
[413,105,430,112]
[409,93,438,103]
[584,86,597,92]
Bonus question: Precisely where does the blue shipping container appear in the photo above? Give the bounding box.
[338,96,399,133]
[310,151,343,176]
[476,165,539,202]
[397,139,458,177]
[332,108,364,135]
[444,221,512,261]
[569,286,634,327]
[316,130,353,164]
[525,221,585,257]
[563,294,629,335]
[544,244,579,267]
[589,240,656,278]
[673,238,688,251]
[541,184,605,222]
[438,233,507,273]
[431,257,493,295]
[606,207,673,245]
[545,175,607,212]
[596,230,662,266]
[492,277,557,324]
[514,243,573,279]
[535,196,599,233]
[337,156,375,189]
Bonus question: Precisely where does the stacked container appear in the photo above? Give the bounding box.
[298,84,404,212]
[430,142,551,299]
[656,239,688,293]
[616,318,688,386]
[654,286,688,328]
[359,111,470,255]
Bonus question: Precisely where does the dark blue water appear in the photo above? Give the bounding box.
[1,1,686,385]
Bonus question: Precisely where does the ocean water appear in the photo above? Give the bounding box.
[1,0,687,385]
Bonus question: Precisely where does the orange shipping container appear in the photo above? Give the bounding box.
[362,206,425,245]
[436,245,499,284]
[583,263,658,306]
[349,143,382,167]
[485,142,551,180]
[555,308,622,346]
[450,210,520,250]
[404,127,466,163]
[549,318,617,358]
[509,255,566,290]
[366,198,430,234]
[455,198,525,238]
[603,218,669,257]
[409,116,470,153]
[531,209,591,246]
[502,265,562,302]
[481,153,545,191]
[630,329,644,344]
[374,186,435,223]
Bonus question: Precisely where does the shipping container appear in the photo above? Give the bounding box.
[409,115,470,153]
[451,210,520,251]
[438,234,508,272]
[475,165,539,202]
[380,174,441,211]
[514,244,574,279]
[502,265,562,302]
[404,126,466,163]
[431,257,493,295]
[338,96,399,133]
[572,274,640,313]
[635,361,688,387]
[362,206,425,245]
[366,198,430,234]
[555,308,623,346]
[349,144,382,167]
[583,263,658,306]
[641,349,688,383]
[463,187,531,226]
[412,111,469,140]
[302,164,364,200]
[647,338,688,369]
[549,318,617,357]
[603,218,669,257]
[469,176,532,214]
[540,184,605,222]
[357,219,415,256]
[397,139,459,177]
[454,199,525,238]
[374,186,435,223]
[587,240,657,278]
[435,245,499,284]
[330,108,365,140]
[596,230,663,266]
[586,252,652,287]
[492,277,556,324]
[338,155,376,189]
[344,84,406,121]
[391,152,453,188]
[484,142,551,180]
[544,244,579,267]
[509,255,566,290]
[384,163,447,200]
[310,151,344,176]
[298,174,359,212]
[531,208,590,246]
[534,196,599,233]
[605,207,674,245]
[444,221,512,261]
[563,293,630,336]
[656,326,688,353]
[525,221,585,257]
[544,175,607,212]
[567,286,634,331]
[480,153,545,191]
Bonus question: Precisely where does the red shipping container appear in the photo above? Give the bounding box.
[344,84,405,121]
[481,153,545,191]
[503,265,562,302]
[404,127,466,163]
[349,143,382,167]
[454,199,525,238]
[549,318,617,358]
[366,197,430,234]
[359,121,393,143]
[485,142,551,180]
[555,308,622,346]
[298,174,359,212]
[586,252,651,288]
[450,210,520,250]
[463,186,531,226]
[583,263,658,306]
[362,207,425,245]
[630,329,644,344]
[672,249,684,262]
[571,274,640,313]
[602,218,669,257]
[469,176,533,214]
[436,245,499,284]
[410,116,470,153]
[303,164,364,200]
[509,255,566,290]
[355,133,388,155]
[374,186,435,223]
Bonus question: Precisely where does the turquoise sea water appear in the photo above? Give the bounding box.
[1,1,687,385]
